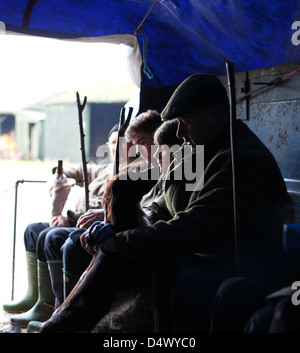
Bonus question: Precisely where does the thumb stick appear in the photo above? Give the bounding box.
[76,91,89,212]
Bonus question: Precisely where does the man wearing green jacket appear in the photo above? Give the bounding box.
[40,73,294,333]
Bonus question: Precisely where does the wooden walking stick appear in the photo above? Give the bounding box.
[113,108,125,176]
[226,62,241,276]
[76,91,89,212]
[113,107,134,176]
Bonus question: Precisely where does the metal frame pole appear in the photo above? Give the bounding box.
[11,179,47,300]
[11,180,19,300]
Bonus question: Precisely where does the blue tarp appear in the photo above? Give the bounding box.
[0,0,299,88]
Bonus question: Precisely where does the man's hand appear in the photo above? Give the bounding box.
[80,223,117,255]
[80,229,99,255]
[50,215,70,227]
[76,209,105,229]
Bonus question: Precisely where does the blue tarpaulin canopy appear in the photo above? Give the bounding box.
[0,0,299,100]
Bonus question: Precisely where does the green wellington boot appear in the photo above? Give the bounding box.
[3,252,38,313]
[26,320,44,333]
[10,260,55,328]
[48,260,64,309]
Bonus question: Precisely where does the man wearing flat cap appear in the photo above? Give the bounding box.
[40,74,294,333]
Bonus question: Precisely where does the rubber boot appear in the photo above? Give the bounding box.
[63,269,81,300]
[32,271,81,333]
[3,252,38,313]
[10,260,55,328]
[48,260,64,309]
[26,320,43,333]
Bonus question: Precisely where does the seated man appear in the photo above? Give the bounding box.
[4,124,119,327]
[40,73,293,333]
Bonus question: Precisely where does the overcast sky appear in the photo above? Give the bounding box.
[0,34,134,112]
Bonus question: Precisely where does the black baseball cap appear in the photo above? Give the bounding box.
[161,73,228,121]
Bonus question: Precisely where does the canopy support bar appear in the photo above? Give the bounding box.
[134,0,158,35]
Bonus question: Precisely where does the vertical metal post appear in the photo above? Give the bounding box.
[11,180,20,300]
[11,179,47,300]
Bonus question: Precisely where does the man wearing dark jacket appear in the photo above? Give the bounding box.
[40,73,294,333]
